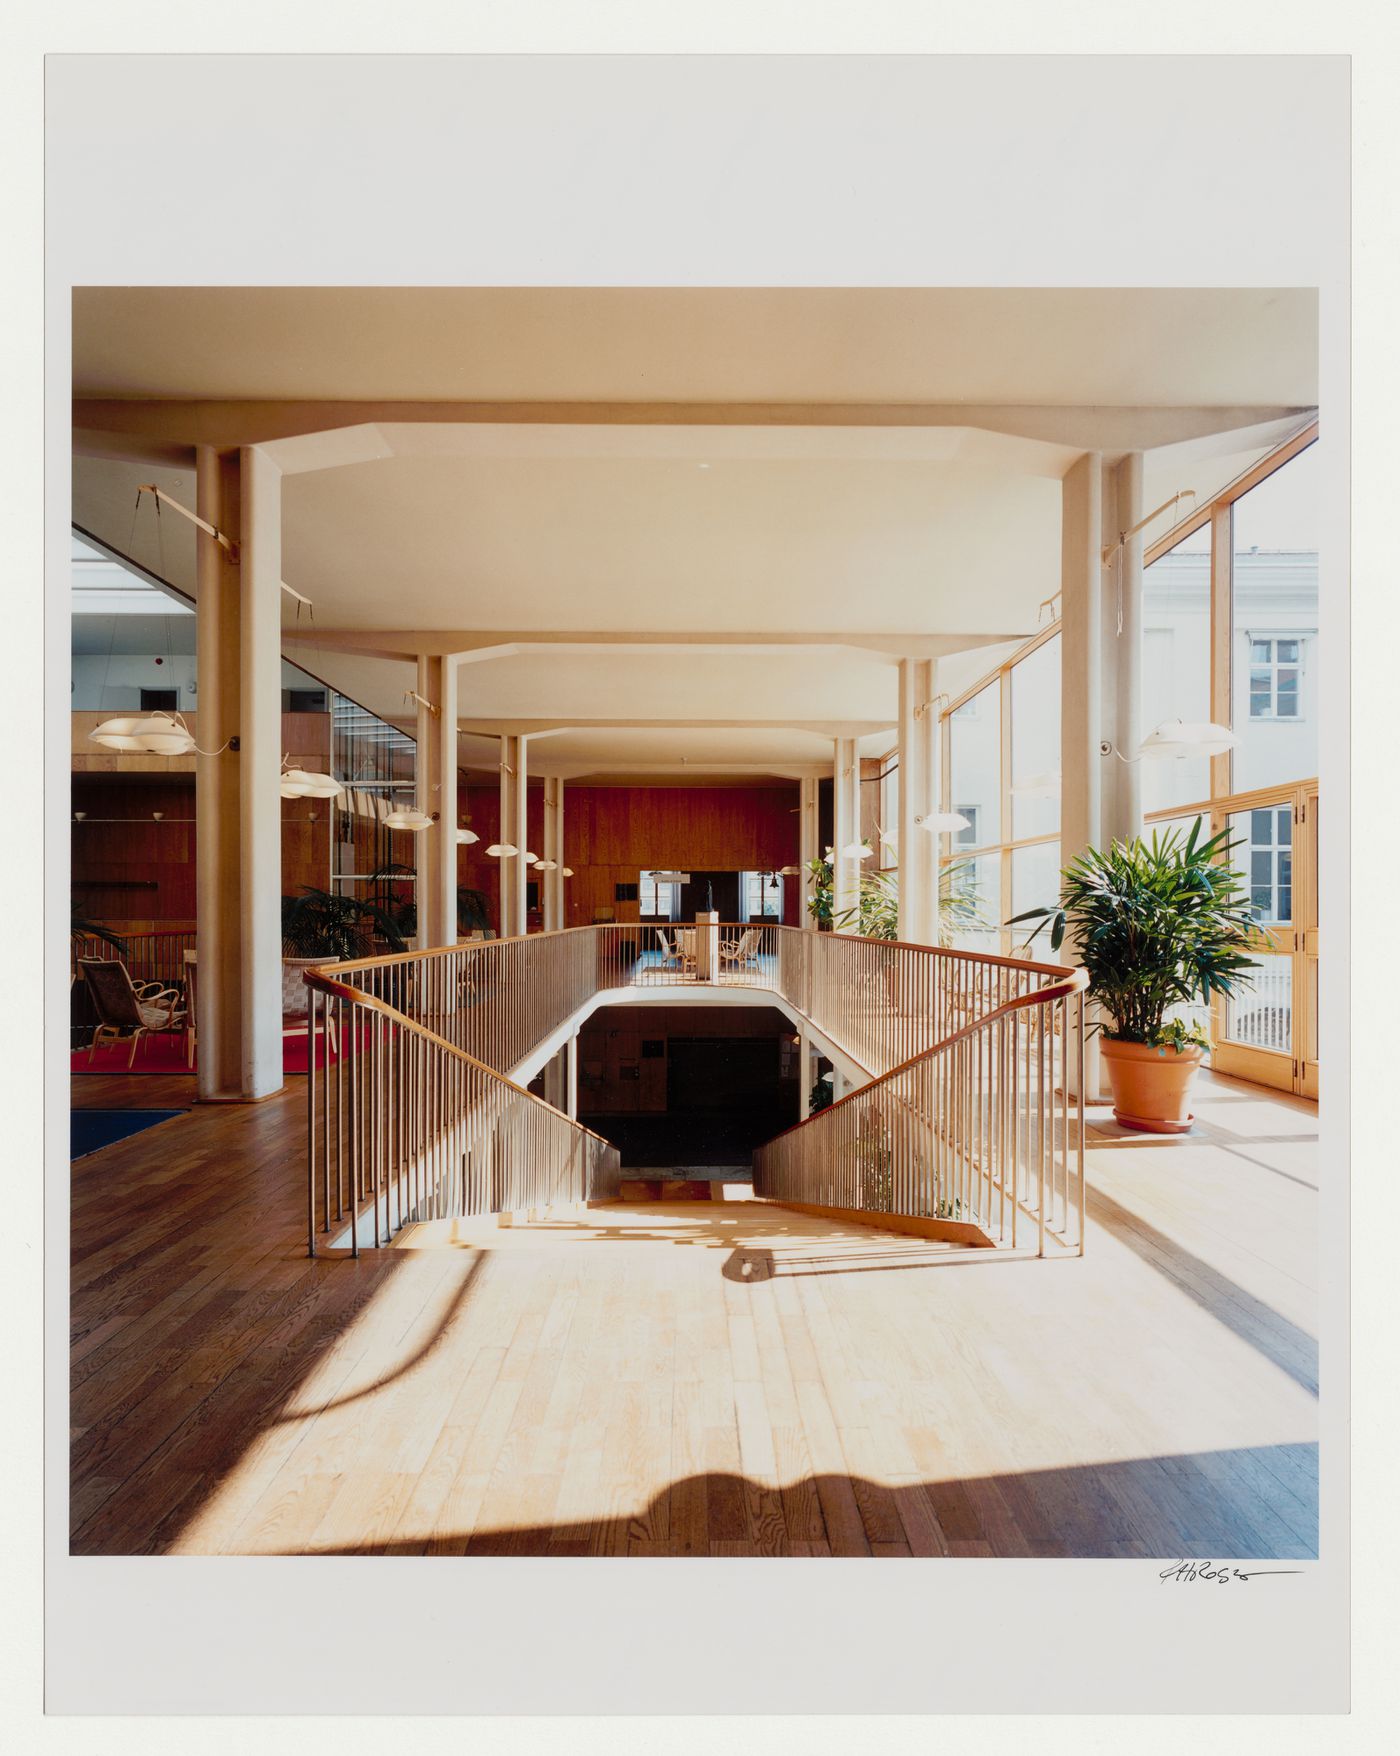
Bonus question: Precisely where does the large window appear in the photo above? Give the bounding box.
[940,630,1060,955]
[1141,427,1320,1096]
[1231,441,1318,794]
[639,873,681,919]
[741,872,783,919]
[1142,525,1211,815]
[948,682,1000,849]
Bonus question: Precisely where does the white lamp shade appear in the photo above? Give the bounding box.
[920,811,972,834]
[129,712,196,755]
[535,859,558,870]
[840,840,874,860]
[384,807,434,832]
[522,851,538,865]
[280,779,311,799]
[456,827,480,845]
[486,843,518,858]
[89,716,146,751]
[561,867,574,878]
[282,767,343,799]
[1139,719,1238,758]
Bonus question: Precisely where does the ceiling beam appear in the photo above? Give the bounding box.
[463,718,894,737]
[278,628,1026,662]
[73,398,1315,456]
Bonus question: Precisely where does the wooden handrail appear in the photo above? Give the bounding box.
[757,962,1088,1148]
[302,963,615,1150]
[321,920,1081,982]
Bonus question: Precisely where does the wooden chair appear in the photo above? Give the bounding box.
[653,927,681,967]
[674,927,698,971]
[719,927,763,968]
[80,958,187,1069]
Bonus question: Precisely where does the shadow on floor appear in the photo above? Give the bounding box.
[1087,1185,1318,1395]
[267,1442,1319,1559]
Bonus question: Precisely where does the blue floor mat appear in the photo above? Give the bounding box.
[71,1108,185,1160]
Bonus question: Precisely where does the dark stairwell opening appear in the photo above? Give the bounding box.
[569,1004,801,1176]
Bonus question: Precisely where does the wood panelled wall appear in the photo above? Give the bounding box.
[455,781,802,932]
[71,713,332,929]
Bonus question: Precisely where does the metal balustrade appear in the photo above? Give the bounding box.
[754,968,1087,1255]
[303,924,1086,1258]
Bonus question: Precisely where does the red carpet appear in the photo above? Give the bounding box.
[72,1025,368,1077]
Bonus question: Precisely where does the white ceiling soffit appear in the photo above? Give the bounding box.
[71,286,1319,408]
[507,725,886,775]
[281,451,1062,636]
[265,421,1077,479]
[453,647,898,724]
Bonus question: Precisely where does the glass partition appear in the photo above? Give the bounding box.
[1142,524,1212,814]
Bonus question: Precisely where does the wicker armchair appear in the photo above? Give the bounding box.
[719,927,763,968]
[80,958,187,1068]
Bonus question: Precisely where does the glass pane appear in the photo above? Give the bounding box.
[1232,442,1319,791]
[1010,636,1060,840]
[1145,815,1215,1052]
[948,682,1001,847]
[1277,809,1292,846]
[1009,841,1060,950]
[944,851,1000,955]
[1143,523,1212,812]
[1224,953,1293,1054]
[1230,807,1286,927]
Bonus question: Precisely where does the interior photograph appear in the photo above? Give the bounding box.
[66,284,1321,1564]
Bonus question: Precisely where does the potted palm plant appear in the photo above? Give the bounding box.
[1008,819,1259,1133]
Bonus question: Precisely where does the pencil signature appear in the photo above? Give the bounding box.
[1159,1560,1305,1584]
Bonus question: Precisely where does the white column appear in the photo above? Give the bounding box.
[513,738,530,935]
[1061,451,1105,1099]
[1061,453,1104,874]
[415,654,458,950]
[799,1031,816,1120]
[1105,450,1145,846]
[566,1032,579,1120]
[498,734,525,939]
[922,659,941,942]
[195,447,244,1101]
[897,658,937,943]
[798,775,820,928]
[239,448,284,1098]
[832,737,860,930]
[192,446,281,1102]
[542,776,564,930]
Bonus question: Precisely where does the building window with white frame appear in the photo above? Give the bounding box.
[742,871,783,919]
[1247,636,1305,720]
[639,873,681,920]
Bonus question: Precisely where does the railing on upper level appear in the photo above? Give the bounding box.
[302,923,1086,1257]
[754,956,1088,1255]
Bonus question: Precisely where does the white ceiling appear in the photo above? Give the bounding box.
[72,286,1318,407]
[69,286,1319,781]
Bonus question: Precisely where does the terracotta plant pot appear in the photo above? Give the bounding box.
[1099,1038,1205,1134]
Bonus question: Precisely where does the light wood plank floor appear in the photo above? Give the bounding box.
[70,1068,1318,1557]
